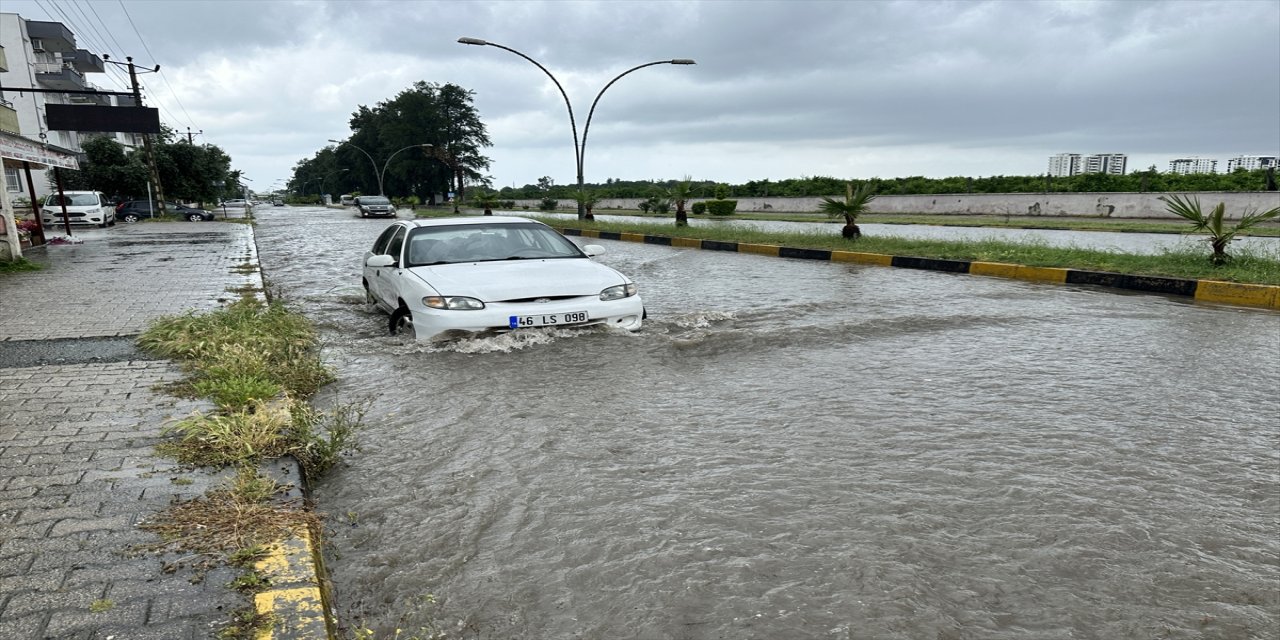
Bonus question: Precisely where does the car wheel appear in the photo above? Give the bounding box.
[363,282,376,305]
[122,213,140,223]
[389,304,412,336]
[188,213,203,222]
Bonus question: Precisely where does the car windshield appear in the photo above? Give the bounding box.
[46,194,99,206]
[404,223,584,266]
[361,197,391,205]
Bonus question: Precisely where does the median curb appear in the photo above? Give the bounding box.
[557,227,1280,311]
[254,456,337,640]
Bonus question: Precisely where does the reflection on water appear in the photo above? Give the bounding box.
[256,207,1280,639]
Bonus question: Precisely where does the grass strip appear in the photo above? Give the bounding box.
[528,215,1280,286]
[0,257,42,274]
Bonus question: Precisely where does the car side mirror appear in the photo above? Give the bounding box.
[582,244,606,257]
[366,254,395,268]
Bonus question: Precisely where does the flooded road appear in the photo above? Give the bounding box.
[253,206,1279,639]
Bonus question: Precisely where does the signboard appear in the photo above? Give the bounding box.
[0,132,79,169]
[45,104,161,134]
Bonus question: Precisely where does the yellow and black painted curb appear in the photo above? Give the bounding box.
[558,227,1280,311]
[254,457,338,640]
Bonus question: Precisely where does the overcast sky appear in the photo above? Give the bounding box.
[6,0,1279,192]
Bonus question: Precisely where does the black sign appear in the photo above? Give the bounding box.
[45,104,161,134]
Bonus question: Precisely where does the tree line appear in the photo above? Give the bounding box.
[289,81,492,205]
[54,128,237,204]
[491,167,1279,201]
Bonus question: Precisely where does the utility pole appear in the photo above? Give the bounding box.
[108,55,168,216]
[186,127,203,144]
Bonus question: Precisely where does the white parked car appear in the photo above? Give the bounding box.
[219,199,250,209]
[363,216,644,341]
[41,191,114,227]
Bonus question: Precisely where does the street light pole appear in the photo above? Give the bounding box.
[328,140,429,197]
[457,37,695,219]
[316,168,349,204]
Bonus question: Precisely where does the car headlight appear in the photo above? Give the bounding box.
[599,283,637,301]
[423,296,485,310]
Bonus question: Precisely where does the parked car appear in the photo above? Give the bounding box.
[219,199,250,209]
[354,195,396,218]
[362,217,645,341]
[115,201,217,223]
[272,199,285,206]
[41,191,114,227]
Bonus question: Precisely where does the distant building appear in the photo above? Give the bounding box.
[1082,153,1126,175]
[1048,153,1127,176]
[1169,157,1218,174]
[1225,155,1278,172]
[1048,153,1081,177]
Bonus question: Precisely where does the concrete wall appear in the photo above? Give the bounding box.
[511,191,1280,220]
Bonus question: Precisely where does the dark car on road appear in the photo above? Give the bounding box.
[353,195,397,218]
[116,201,217,223]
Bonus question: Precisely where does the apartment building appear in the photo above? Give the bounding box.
[1225,155,1278,172]
[1169,157,1218,174]
[1048,153,1127,176]
[1082,153,1127,175]
[1047,153,1081,177]
[0,12,127,200]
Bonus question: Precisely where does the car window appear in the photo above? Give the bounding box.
[45,194,100,207]
[372,225,399,255]
[405,222,582,265]
[385,227,407,266]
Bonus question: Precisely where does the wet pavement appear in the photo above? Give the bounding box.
[0,221,262,639]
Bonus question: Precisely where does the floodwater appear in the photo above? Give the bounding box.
[252,206,1280,639]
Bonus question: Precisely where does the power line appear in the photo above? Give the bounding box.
[116,0,196,128]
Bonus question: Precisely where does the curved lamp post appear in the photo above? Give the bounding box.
[457,37,694,219]
[328,139,431,196]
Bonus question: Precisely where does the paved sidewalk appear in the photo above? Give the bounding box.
[1,221,266,639]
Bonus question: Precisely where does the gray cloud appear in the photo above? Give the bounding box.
[3,0,1275,188]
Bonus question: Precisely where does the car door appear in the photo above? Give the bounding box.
[365,225,404,308]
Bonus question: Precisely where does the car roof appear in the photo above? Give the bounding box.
[404,216,540,229]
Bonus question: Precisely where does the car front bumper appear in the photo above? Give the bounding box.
[406,294,645,341]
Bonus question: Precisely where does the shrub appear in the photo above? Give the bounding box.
[538,197,558,211]
[691,201,707,215]
[704,199,738,216]
[501,201,516,209]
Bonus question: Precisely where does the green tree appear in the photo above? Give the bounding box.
[1160,194,1280,265]
[818,182,877,239]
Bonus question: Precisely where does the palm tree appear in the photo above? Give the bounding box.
[818,182,877,239]
[1160,194,1280,265]
[671,177,693,227]
[574,190,599,220]
[474,192,499,216]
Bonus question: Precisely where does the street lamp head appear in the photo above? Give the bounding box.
[671,59,697,65]
[327,139,341,144]
[458,37,488,46]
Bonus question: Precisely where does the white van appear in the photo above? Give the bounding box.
[41,191,115,227]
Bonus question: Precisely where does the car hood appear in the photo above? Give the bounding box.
[407,258,626,301]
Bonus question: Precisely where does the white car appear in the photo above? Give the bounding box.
[41,191,114,227]
[362,216,644,341]
[219,199,250,208]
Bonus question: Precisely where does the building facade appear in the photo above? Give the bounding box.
[1082,153,1127,175]
[1225,155,1278,172]
[1169,157,1218,174]
[0,12,127,200]
[1048,153,1127,176]
[1047,153,1081,177]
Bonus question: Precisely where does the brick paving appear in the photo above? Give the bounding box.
[1,221,266,639]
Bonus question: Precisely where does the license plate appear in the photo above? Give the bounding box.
[510,310,589,329]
